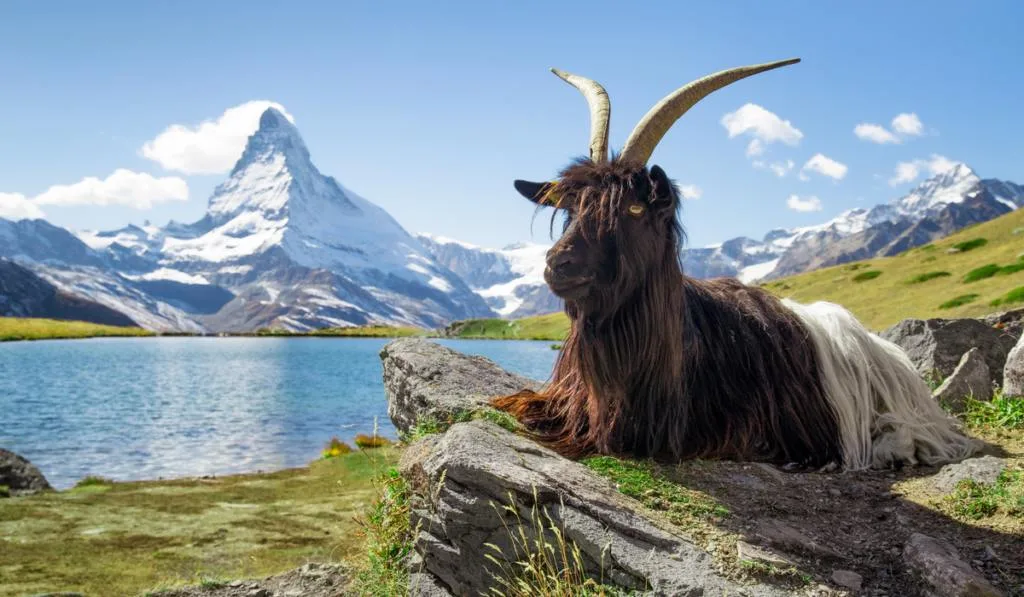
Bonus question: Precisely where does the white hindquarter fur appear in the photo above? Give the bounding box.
[783,299,983,470]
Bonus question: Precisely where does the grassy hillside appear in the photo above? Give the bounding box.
[0,449,396,597]
[443,312,568,341]
[0,317,153,342]
[447,207,1024,337]
[764,207,1024,330]
[250,325,426,338]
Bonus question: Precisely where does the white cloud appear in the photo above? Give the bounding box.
[786,194,823,212]
[854,123,899,144]
[721,103,803,147]
[676,184,702,200]
[141,100,294,175]
[33,169,189,209]
[801,153,848,180]
[891,112,923,136]
[888,154,959,186]
[854,112,928,144]
[0,192,46,220]
[770,159,795,177]
[745,139,764,157]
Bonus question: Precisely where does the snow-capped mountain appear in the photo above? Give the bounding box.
[416,234,558,319]
[0,108,494,331]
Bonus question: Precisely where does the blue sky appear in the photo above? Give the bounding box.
[1,1,1022,249]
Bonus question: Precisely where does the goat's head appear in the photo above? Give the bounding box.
[513,59,800,313]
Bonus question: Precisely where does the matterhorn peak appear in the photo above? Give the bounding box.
[229,107,310,177]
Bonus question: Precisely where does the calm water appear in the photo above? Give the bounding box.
[0,337,556,489]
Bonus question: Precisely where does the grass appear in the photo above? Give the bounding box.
[404,408,521,442]
[990,286,1024,307]
[952,237,989,252]
[352,466,414,597]
[252,325,425,338]
[852,270,882,282]
[484,488,623,596]
[944,469,1023,521]
[939,294,980,309]
[761,207,1024,329]
[962,395,1024,429]
[442,313,569,341]
[997,262,1024,276]
[963,264,1002,283]
[0,317,152,342]
[0,449,396,597]
[905,271,951,284]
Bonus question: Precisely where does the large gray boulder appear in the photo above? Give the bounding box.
[902,533,1002,597]
[881,318,1014,385]
[932,347,993,411]
[1004,333,1024,397]
[0,448,52,496]
[380,339,541,435]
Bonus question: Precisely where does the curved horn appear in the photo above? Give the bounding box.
[620,58,800,165]
[551,67,611,164]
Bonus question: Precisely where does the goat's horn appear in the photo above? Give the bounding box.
[619,58,800,165]
[551,68,611,164]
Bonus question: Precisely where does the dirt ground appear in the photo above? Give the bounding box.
[658,430,1024,596]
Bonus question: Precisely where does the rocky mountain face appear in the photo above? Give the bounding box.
[422,164,1022,317]
[416,234,559,319]
[0,109,494,332]
[0,258,137,326]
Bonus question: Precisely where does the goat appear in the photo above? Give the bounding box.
[493,60,980,470]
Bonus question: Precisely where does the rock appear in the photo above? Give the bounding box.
[932,456,1007,494]
[881,318,1014,386]
[902,533,1002,597]
[400,420,788,597]
[146,562,348,596]
[982,307,1024,345]
[932,348,993,410]
[380,338,541,435]
[737,540,796,567]
[755,519,842,560]
[1004,333,1024,397]
[830,569,863,591]
[0,448,52,496]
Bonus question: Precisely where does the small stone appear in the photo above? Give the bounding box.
[828,488,842,497]
[831,569,863,591]
[932,455,1006,494]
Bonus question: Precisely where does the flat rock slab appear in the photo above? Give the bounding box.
[881,318,1014,386]
[380,338,540,435]
[931,455,1007,494]
[401,420,789,597]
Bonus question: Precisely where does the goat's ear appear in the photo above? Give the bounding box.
[514,180,558,206]
[649,165,677,208]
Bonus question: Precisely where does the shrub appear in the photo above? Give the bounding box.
[0,484,9,498]
[938,294,979,309]
[963,264,1001,283]
[951,238,988,252]
[852,270,882,282]
[990,286,1024,307]
[321,437,353,459]
[997,262,1024,276]
[844,263,870,271]
[355,434,393,449]
[74,475,114,488]
[905,271,951,284]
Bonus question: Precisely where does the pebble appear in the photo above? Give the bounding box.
[831,569,863,591]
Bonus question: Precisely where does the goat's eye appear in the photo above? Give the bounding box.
[627,203,646,217]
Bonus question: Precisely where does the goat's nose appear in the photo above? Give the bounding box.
[547,250,573,269]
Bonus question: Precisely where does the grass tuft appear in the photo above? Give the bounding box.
[952,238,989,252]
[906,271,951,284]
[0,485,9,498]
[962,395,1024,429]
[990,286,1024,307]
[944,469,1023,521]
[354,467,414,597]
[484,488,623,596]
[852,270,882,282]
[404,408,521,442]
[74,475,115,488]
[963,264,1002,283]
[939,294,980,310]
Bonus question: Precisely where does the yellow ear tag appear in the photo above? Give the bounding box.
[628,203,646,216]
[541,182,560,207]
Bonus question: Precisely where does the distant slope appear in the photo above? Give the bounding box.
[764,204,1024,330]
[446,207,1024,337]
[0,258,138,327]
[0,317,151,341]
